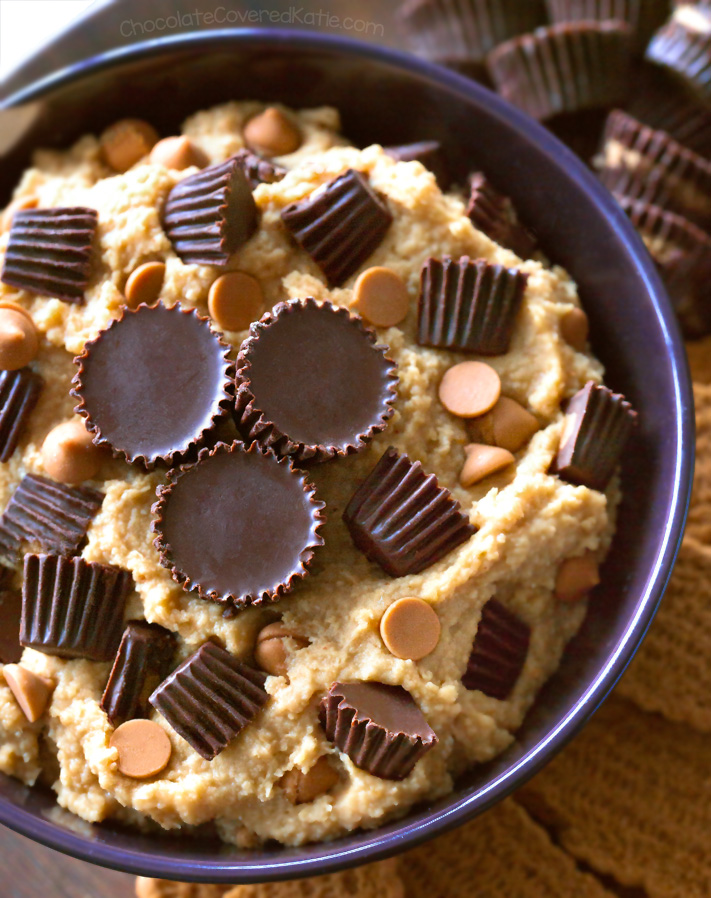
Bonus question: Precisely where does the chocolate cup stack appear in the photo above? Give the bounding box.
[545,0,671,53]
[646,5,711,105]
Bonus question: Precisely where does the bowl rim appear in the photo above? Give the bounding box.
[0,27,695,883]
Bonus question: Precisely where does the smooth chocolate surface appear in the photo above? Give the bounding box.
[462,599,531,700]
[153,441,324,610]
[236,299,397,461]
[72,303,232,468]
[0,588,23,663]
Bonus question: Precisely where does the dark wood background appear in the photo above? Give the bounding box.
[0,824,135,898]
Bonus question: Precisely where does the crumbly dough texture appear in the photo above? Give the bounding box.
[0,101,615,846]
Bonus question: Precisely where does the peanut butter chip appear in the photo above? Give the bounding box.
[3,665,53,723]
[380,597,441,661]
[439,361,501,418]
[100,118,159,173]
[254,622,308,678]
[110,719,172,779]
[351,267,410,328]
[281,756,339,804]
[149,136,209,170]
[0,308,38,370]
[1,195,38,232]
[208,272,264,331]
[555,551,601,602]
[124,262,165,309]
[42,419,104,484]
[460,444,515,487]
[473,397,540,453]
[243,107,302,157]
[561,307,589,351]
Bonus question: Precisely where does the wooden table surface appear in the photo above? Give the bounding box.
[0,823,135,898]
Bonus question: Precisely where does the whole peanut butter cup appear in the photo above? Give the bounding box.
[343,446,476,577]
[149,640,268,760]
[319,681,438,780]
[418,256,527,356]
[0,207,98,304]
[545,0,670,53]
[21,553,132,662]
[72,303,233,469]
[152,441,325,611]
[162,155,259,266]
[466,173,537,259]
[235,299,398,463]
[0,368,43,463]
[232,148,287,190]
[462,599,530,699]
[488,21,634,122]
[646,7,711,104]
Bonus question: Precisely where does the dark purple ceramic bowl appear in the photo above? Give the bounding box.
[0,29,693,883]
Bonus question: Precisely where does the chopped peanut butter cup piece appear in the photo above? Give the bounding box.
[319,681,438,780]
[149,136,208,171]
[281,170,393,287]
[0,308,38,371]
[343,446,476,577]
[208,272,264,332]
[0,474,103,563]
[110,719,172,779]
[232,148,287,190]
[101,621,177,726]
[553,381,638,491]
[418,256,527,355]
[0,588,23,663]
[236,299,398,462]
[555,551,601,602]
[123,261,165,309]
[1,207,98,304]
[254,622,308,678]
[280,756,339,804]
[41,419,104,485]
[380,597,441,661]
[3,664,53,723]
[149,640,268,761]
[162,155,259,266]
[351,267,410,328]
[466,173,537,259]
[560,307,589,351]
[0,368,43,463]
[72,303,233,469]
[439,361,501,418]
[384,141,451,191]
[243,107,302,157]
[21,553,132,661]
[100,118,159,172]
[468,396,540,454]
[460,444,515,487]
[463,599,530,699]
[152,441,325,612]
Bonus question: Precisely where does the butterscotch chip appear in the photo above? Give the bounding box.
[2,664,53,723]
[555,551,601,602]
[0,195,38,233]
[471,396,540,453]
[124,262,165,309]
[149,136,209,170]
[280,756,339,804]
[41,419,104,484]
[208,272,264,331]
[110,719,171,779]
[101,119,159,173]
[351,266,410,328]
[439,361,501,418]
[0,308,38,371]
[254,622,308,678]
[461,444,515,487]
[380,597,441,661]
[561,307,589,351]
[0,301,33,323]
[243,108,302,157]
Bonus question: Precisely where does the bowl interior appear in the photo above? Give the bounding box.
[0,30,693,882]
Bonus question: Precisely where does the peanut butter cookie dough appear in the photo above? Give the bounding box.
[0,100,626,847]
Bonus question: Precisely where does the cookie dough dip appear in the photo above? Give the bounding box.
[0,101,637,847]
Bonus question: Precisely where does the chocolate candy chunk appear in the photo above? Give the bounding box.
[149,640,268,760]
[463,599,530,699]
[236,299,398,462]
[72,303,233,469]
[384,141,451,191]
[281,170,393,287]
[101,621,177,726]
[0,474,103,563]
[232,148,287,190]
[0,207,98,304]
[553,381,638,491]
[418,256,527,356]
[319,681,438,780]
[343,446,476,577]
[162,156,259,266]
[0,368,43,463]
[0,588,23,663]
[21,553,132,661]
[466,174,537,259]
[152,441,325,612]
